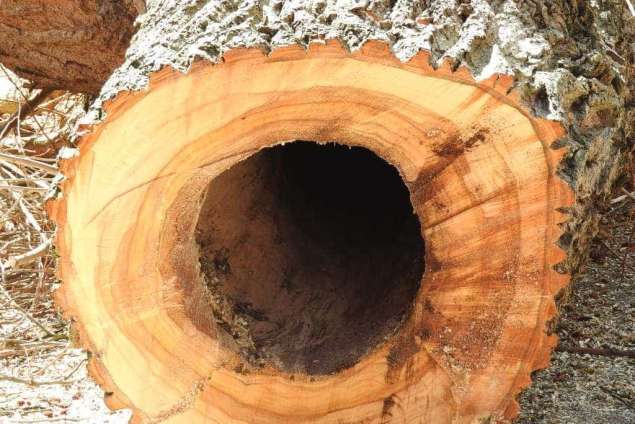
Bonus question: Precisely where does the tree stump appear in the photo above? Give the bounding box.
[50,40,574,423]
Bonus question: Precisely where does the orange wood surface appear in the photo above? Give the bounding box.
[50,40,573,423]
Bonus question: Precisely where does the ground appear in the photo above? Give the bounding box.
[518,203,635,424]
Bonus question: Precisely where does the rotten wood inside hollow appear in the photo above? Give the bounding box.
[195,141,424,375]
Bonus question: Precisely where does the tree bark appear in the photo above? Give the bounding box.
[0,0,143,94]
[93,0,634,279]
[48,0,634,423]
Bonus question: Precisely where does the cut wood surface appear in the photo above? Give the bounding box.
[50,41,573,423]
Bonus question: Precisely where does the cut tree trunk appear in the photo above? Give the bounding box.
[51,41,572,422]
[47,1,633,423]
[0,0,143,94]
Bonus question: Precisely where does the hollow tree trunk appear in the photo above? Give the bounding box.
[48,1,633,423]
[0,0,143,94]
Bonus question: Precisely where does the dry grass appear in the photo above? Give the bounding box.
[0,64,80,366]
[0,66,130,422]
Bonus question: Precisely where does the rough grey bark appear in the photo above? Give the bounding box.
[0,0,144,94]
[91,0,634,284]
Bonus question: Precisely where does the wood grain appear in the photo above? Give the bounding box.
[49,40,573,423]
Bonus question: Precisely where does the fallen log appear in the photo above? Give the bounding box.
[46,1,633,423]
[0,0,142,94]
[50,41,573,422]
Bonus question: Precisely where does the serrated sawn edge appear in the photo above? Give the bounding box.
[46,39,574,423]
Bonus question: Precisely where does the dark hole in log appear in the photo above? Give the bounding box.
[195,141,424,375]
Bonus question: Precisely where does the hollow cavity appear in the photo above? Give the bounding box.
[196,141,424,375]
